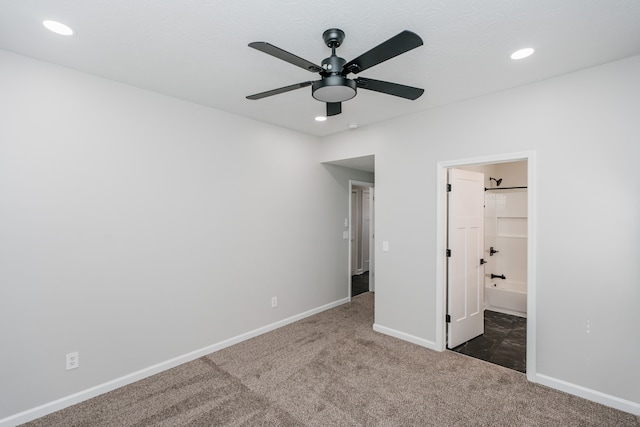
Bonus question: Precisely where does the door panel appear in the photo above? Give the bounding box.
[447,168,485,349]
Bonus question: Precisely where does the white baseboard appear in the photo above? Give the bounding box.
[0,297,350,427]
[373,323,438,351]
[535,373,640,416]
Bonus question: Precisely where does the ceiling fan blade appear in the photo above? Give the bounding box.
[249,42,323,73]
[246,81,314,100]
[355,77,424,100]
[343,30,423,75]
[327,102,342,116]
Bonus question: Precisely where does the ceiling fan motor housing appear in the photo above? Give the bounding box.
[314,44,356,103]
[321,55,345,73]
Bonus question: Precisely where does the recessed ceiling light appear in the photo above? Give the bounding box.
[315,116,327,122]
[43,20,74,36]
[510,48,534,60]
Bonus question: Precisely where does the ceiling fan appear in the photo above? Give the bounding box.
[246,28,425,117]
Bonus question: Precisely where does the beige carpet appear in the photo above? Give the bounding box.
[24,292,639,426]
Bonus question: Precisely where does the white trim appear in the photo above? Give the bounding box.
[435,151,536,380]
[435,165,448,351]
[525,151,537,381]
[535,374,640,416]
[0,297,350,427]
[373,323,439,351]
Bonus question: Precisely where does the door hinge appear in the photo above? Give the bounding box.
[446,314,451,323]
[446,249,451,257]
[446,184,452,192]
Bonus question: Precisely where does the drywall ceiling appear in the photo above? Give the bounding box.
[1,1,639,137]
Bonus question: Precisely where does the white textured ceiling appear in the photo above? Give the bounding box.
[1,1,640,137]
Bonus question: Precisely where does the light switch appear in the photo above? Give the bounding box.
[344,218,348,227]
[343,231,349,239]
[382,241,389,252]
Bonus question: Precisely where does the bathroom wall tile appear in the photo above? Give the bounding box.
[497,217,527,237]
[495,237,527,282]
[502,190,527,217]
[484,192,496,217]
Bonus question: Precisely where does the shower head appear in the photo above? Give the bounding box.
[489,177,502,186]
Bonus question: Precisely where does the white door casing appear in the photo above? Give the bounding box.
[362,189,371,272]
[436,151,536,380]
[447,168,485,349]
[368,187,375,292]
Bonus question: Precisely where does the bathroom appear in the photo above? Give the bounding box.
[461,160,528,317]
[452,160,527,372]
[483,160,528,318]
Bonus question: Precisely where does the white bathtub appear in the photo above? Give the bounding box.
[485,280,527,317]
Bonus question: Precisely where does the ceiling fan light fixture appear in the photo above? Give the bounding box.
[312,76,357,103]
[43,20,74,36]
[510,47,534,60]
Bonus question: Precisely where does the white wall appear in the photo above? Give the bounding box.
[0,50,373,421]
[320,55,640,410]
[496,160,527,187]
[1,47,638,420]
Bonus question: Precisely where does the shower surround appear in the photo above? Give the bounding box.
[484,189,528,317]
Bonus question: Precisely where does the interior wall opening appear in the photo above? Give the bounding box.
[349,180,374,298]
[448,160,528,373]
[436,151,536,380]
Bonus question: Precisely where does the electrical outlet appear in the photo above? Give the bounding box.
[66,352,79,370]
[271,297,277,308]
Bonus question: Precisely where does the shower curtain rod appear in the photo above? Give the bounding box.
[485,186,528,191]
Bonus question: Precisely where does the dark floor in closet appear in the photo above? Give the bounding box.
[351,272,369,297]
[450,310,527,373]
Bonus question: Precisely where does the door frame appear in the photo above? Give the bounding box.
[435,151,537,382]
[349,180,375,300]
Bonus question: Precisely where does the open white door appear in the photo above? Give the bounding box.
[447,168,485,349]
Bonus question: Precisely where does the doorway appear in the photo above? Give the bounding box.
[436,151,536,380]
[349,180,374,299]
